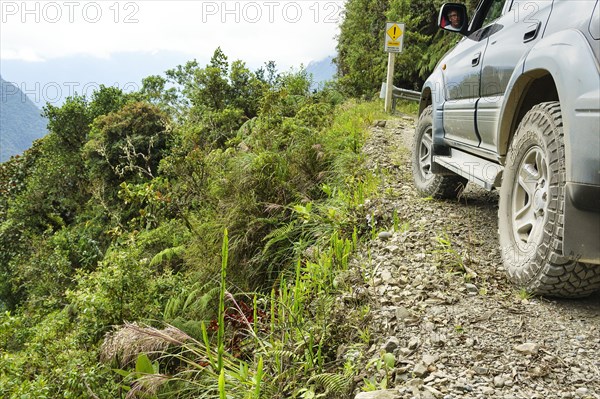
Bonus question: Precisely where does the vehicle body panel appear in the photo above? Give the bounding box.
[477,1,553,152]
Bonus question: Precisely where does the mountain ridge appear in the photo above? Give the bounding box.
[0,76,48,162]
[305,55,336,88]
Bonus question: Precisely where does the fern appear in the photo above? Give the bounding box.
[268,349,301,362]
[149,245,185,267]
[308,372,353,397]
[163,282,219,321]
[262,220,297,256]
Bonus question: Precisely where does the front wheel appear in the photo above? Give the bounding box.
[412,106,467,199]
[498,102,600,298]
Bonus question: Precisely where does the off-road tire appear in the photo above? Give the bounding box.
[412,106,467,199]
[498,102,600,298]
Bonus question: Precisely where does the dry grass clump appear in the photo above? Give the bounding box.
[125,374,171,399]
[100,322,191,367]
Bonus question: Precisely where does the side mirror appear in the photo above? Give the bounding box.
[438,3,468,34]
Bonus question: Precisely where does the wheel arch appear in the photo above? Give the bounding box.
[497,71,558,159]
[418,86,433,117]
[498,29,600,187]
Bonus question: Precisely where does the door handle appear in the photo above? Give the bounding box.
[472,52,481,67]
[524,21,542,43]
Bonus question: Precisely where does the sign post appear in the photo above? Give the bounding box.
[384,22,405,113]
[384,53,396,113]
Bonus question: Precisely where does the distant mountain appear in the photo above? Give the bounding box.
[0,51,209,108]
[0,76,48,162]
[305,56,336,89]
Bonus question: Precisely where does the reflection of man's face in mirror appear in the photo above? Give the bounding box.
[448,10,461,29]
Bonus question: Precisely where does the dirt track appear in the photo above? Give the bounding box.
[347,116,600,399]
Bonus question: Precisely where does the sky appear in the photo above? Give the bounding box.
[0,0,344,106]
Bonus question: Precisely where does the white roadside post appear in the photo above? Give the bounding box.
[384,22,405,113]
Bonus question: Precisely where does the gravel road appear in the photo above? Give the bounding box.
[347,116,600,399]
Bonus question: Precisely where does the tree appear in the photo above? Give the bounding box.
[85,102,171,191]
[335,0,389,98]
[229,60,266,118]
[0,88,131,309]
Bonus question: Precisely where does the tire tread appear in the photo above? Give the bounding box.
[412,106,467,199]
[499,102,600,298]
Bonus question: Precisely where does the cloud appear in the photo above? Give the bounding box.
[0,1,344,68]
[1,48,46,62]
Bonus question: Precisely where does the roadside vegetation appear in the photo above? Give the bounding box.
[0,48,390,397]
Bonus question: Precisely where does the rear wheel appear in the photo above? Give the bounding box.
[412,106,467,199]
[498,102,600,297]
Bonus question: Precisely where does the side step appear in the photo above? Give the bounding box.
[434,149,503,191]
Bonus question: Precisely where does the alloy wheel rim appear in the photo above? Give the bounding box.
[419,128,433,179]
[511,146,549,252]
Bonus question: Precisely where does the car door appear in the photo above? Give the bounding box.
[476,0,554,152]
[443,0,509,147]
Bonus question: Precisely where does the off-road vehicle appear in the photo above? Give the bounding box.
[412,0,600,297]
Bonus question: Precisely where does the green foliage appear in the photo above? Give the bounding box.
[42,95,91,150]
[0,306,119,399]
[516,288,533,301]
[42,85,130,150]
[0,142,41,219]
[434,232,466,274]
[85,101,171,188]
[140,74,181,117]
[162,48,268,149]
[1,90,125,309]
[230,60,267,118]
[9,134,86,231]
[68,246,162,343]
[336,0,389,97]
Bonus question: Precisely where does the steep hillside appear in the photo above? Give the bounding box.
[306,55,336,88]
[0,76,47,162]
[0,55,388,397]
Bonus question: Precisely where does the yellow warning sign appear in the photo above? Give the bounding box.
[387,24,402,41]
[385,22,405,53]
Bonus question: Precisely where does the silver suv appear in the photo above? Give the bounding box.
[412,0,600,297]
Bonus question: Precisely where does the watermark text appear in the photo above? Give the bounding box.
[200,1,343,24]
[1,1,140,23]
[2,80,140,105]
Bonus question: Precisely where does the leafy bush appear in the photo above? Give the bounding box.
[0,48,388,398]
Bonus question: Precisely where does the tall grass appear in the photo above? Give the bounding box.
[104,226,359,398]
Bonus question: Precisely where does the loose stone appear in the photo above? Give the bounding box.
[465,283,478,295]
[413,362,429,377]
[494,376,505,387]
[354,390,397,399]
[408,337,420,350]
[378,231,393,240]
[514,342,540,355]
[383,336,400,353]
